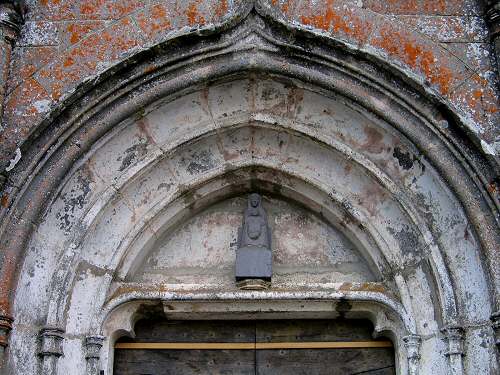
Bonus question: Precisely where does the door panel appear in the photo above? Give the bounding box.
[255,319,377,342]
[255,319,394,375]
[129,319,256,343]
[113,349,255,375]
[113,319,395,375]
[256,349,395,375]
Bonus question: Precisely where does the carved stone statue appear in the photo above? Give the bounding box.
[238,193,271,249]
[235,193,272,289]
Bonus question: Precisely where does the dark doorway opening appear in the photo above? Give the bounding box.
[114,319,395,375]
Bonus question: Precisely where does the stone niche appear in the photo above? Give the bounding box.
[129,195,377,288]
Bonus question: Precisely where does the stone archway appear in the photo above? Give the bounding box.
[0,6,498,375]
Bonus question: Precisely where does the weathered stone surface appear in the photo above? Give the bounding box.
[0,2,498,374]
[4,74,496,372]
[0,0,497,171]
[132,196,375,287]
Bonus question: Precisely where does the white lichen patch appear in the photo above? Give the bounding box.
[5,147,21,172]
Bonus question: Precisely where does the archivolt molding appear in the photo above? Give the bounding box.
[0,5,498,375]
[18,77,488,373]
[39,110,457,330]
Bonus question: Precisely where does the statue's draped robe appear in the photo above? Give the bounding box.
[236,195,273,281]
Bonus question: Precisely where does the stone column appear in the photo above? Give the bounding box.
[0,1,22,122]
[84,335,105,375]
[38,327,64,375]
[485,1,500,80]
[0,315,13,375]
[491,311,500,351]
[0,1,22,189]
[442,325,465,375]
[403,334,421,375]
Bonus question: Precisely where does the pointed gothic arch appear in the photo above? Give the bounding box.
[0,5,498,375]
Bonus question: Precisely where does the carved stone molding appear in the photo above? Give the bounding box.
[38,327,64,375]
[403,334,421,375]
[486,1,500,38]
[0,1,22,152]
[442,325,465,375]
[0,1,22,44]
[485,1,500,77]
[85,335,105,375]
[491,311,500,350]
[0,315,13,351]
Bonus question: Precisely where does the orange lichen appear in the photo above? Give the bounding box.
[214,0,228,18]
[300,0,336,32]
[135,4,172,37]
[38,54,85,101]
[300,1,371,44]
[79,0,106,18]
[453,22,463,35]
[187,1,206,26]
[487,181,499,194]
[402,42,421,68]
[452,74,499,128]
[10,47,57,91]
[106,0,144,19]
[0,250,17,316]
[66,22,105,45]
[1,194,9,208]
[151,3,169,23]
[63,55,75,67]
[40,0,62,5]
[422,0,446,14]
[279,0,291,14]
[372,26,454,95]
[5,78,50,115]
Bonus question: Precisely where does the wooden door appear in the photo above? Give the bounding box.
[114,319,395,374]
[255,320,395,375]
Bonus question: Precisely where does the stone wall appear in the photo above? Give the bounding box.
[0,0,499,173]
[0,1,498,374]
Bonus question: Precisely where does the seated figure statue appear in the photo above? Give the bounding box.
[235,193,272,289]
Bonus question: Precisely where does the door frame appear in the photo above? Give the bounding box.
[98,291,413,375]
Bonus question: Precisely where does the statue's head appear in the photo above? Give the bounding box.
[249,193,261,208]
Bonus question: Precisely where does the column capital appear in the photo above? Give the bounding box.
[491,311,500,350]
[85,335,105,375]
[84,335,105,360]
[403,334,421,359]
[403,334,421,375]
[38,327,65,358]
[441,324,465,357]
